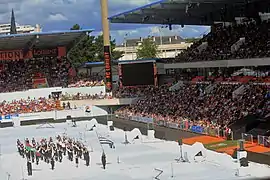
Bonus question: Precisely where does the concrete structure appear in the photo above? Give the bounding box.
[0,23,41,35]
[115,36,192,60]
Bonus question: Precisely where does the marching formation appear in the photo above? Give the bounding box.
[16,135,91,176]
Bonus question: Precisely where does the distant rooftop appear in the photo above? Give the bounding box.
[118,35,184,47]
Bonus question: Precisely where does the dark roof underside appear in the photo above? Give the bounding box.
[109,0,265,26]
[0,29,93,50]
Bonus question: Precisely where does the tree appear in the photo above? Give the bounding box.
[70,24,81,30]
[68,24,124,68]
[185,37,201,43]
[136,37,158,59]
[92,34,124,61]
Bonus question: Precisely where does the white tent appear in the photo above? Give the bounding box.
[184,142,207,163]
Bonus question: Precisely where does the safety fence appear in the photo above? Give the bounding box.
[115,113,233,140]
[241,133,270,148]
[257,135,270,148]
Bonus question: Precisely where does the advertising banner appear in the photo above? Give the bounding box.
[191,125,204,133]
[131,116,154,123]
[33,48,58,58]
[0,50,32,60]
[0,47,65,61]
[32,78,49,89]
[104,46,112,92]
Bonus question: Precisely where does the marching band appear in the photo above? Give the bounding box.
[16,135,91,176]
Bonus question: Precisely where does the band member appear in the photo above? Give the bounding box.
[32,138,36,147]
[27,160,32,176]
[101,152,106,169]
[25,150,31,160]
[58,149,63,163]
[84,149,90,166]
[31,150,35,163]
[75,155,79,168]
[51,157,55,170]
[36,154,39,165]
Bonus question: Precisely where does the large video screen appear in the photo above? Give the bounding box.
[121,62,154,86]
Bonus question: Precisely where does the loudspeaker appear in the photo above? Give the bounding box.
[109,126,114,131]
[239,157,249,167]
[178,139,183,146]
[239,140,244,151]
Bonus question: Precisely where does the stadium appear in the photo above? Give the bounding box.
[0,0,270,179]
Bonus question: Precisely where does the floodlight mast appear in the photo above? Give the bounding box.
[100,0,113,93]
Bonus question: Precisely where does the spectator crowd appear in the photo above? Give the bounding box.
[116,81,270,137]
[0,97,58,115]
[0,57,105,93]
[175,20,270,62]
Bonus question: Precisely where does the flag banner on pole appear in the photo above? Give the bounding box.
[98,136,115,148]
[25,144,36,152]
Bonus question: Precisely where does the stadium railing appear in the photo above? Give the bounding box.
[241,133,254,144]
[115,113,233,140]
[257,135,270,148]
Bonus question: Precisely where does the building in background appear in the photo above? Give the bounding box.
[0,9,42,36]
[0,23,41,35]
[115,36,192,60]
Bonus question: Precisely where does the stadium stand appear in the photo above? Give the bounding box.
[0,30,105,93]
[115,82,268,138]
[175,21,270,62]
[0,97,58,115]
[108,0,270,150]
[0,29,109,117]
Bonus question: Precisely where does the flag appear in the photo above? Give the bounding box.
[98,136,115,148]
[25,144,36,152]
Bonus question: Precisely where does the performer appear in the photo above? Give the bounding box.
[84,148,90,166]
[101,152,106,169]
[58,149,63,163]
[51,157,55,170]
[25,150,30,160]
[75,155,79,168]
[31,150,35,163]
[27,159,32,176]
[32,137,36,147]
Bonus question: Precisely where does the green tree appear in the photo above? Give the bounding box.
[68,24,124,68]
[185,37,201,43]
[136,37,158,59]
[70,24,81,30]
[92,34,124,61]
[68,35,96,68]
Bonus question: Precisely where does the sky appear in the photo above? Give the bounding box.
[0,0,210,45]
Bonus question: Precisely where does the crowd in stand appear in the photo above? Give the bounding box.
[0,58,105,93]
[0,97,57,115]
[116,82,270,133]
[60,91,111,101]
[68,73,104,88]
[0,57,69,93]
[175,20,270,62]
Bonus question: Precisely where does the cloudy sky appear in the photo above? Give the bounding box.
[0,0,210,44]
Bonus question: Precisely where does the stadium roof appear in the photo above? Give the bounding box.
[109,0,254,26]
[0,29,94,50]
[84,58,161,67]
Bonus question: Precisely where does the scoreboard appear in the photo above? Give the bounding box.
[118,60,158,87]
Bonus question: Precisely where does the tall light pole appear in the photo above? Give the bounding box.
[100,0,112,93]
